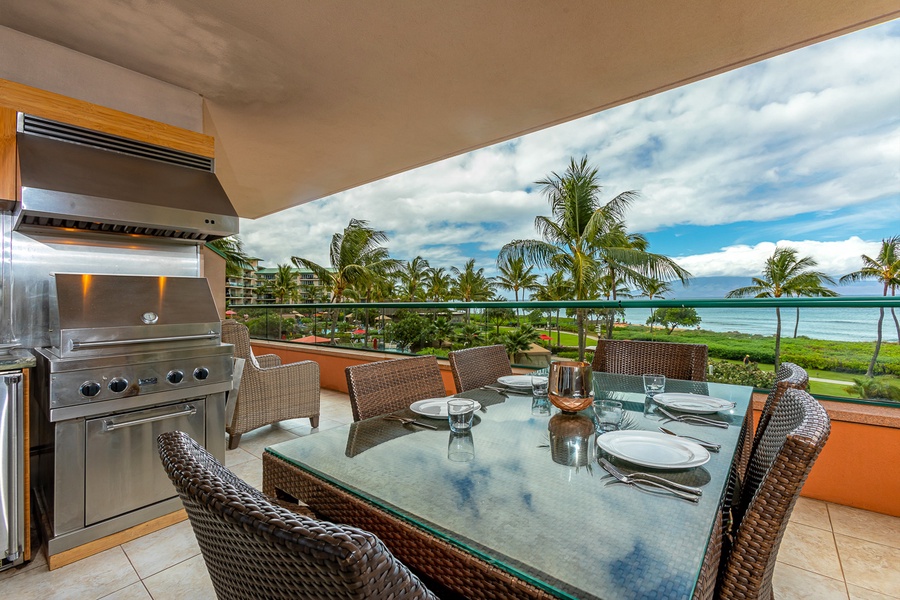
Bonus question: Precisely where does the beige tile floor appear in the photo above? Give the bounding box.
[1,388,898,600]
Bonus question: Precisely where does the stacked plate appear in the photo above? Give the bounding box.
[410,397,482,419]
[653,393,735,415]
[497,375,533,390]
[597,431,710,469]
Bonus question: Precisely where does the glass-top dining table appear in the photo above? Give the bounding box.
[263,372,753,600]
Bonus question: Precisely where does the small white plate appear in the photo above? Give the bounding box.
[653,393,735,414]
[410,398,482,419]
[497,375,534,389]
[597,430,710,469]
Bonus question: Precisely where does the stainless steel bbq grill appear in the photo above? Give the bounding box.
[32,273,231,555]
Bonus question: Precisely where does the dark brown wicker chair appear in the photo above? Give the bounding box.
[346,355,447,422]
[448,344,512,392]
[158,431,437,600]
[590,339,708,381]
[222,320,320,449]
[717,389,830,599]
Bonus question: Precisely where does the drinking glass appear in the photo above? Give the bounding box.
[642,373,666,397]
[447,432,475,462]
[531,375,549,397]
[447,399,475,433]
[594,400,624,432]
[531,395,551,416]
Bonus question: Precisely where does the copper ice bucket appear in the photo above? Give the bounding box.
[548,361,594,413]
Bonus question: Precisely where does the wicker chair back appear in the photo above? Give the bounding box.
[590,339,708,381]
[157,431,437,600]
[346,355,447,422]
[719,389,830,599]
[448,344,513,392]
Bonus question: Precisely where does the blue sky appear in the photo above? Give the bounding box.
[241,20,900,297]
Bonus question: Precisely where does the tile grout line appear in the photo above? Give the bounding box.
[825,502,853,599]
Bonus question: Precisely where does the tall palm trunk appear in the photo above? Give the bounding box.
[774,307,783,370]
[329,295,341,344]
[556,308,561,346]
[793,307,800,338]
[868,306,885,377]
[892,287,900,344]
[576,308,587,361]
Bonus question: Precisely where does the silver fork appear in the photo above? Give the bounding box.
[657,406,729,429]
[382,415,439,430]
[599,459,701,502]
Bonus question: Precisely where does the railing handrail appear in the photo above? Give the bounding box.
[229,296,899,311]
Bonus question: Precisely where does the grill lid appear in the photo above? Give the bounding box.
[51,274,222,358]
[13,114,238,242]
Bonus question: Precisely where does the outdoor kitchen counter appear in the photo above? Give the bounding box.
[0,350,36,370]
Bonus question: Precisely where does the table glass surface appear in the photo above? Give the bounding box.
[266,373,753,600]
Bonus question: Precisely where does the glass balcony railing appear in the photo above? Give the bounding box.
[227,297,900,407]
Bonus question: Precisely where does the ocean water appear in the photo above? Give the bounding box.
[623,306,899,343]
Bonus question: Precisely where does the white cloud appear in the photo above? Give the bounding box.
[675,236,882,278]
[240,22,900,281]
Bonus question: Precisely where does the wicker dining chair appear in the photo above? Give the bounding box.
[346,355,448,422]
[717,389,830,600]
[448,344,513,392]
[158,431,437,600]
[222,320,320,449]
[590,339,709,381]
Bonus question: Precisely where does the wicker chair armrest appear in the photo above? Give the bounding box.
[256,354,282,368]
[251,360,321,400]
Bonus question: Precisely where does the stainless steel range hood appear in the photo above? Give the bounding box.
[12,114,238,242]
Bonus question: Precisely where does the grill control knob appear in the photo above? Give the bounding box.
[193,367,210,381]
[80,381,101,397]
[167,370,185,384]
[108,378,128,393]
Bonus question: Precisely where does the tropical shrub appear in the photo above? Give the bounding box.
[708,360,776,388]
[391,312,435,352]
[844,378,900,402]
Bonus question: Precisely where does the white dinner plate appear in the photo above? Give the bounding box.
[497,375,534,389]
[653,393,735,414]
[596,430,710,469]
[409,397,482,419]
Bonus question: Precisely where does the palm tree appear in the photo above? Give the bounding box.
[451,258,494,304]
[425,267,453,302]
[292,219,400,343]
[594,221,690,339]
[271,263,299,303]
[494,255,539,325]
[500,156,685,360]
[533,271,573,346]
[727,247,836,369]
[206,235,252,278]
[397,256,430,301]
[840,236,900,377]
[638,278,673,336]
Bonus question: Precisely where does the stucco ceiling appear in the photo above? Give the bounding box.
[1,1,897,219]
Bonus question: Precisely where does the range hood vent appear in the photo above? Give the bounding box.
[21,114,215,172]
[14,114,238,242]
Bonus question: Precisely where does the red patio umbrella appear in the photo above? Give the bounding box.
[352,328,366,334]
[539,334,552,340]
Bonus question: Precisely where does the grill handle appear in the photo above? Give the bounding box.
[70,333,218,351]
[103,405,197,432]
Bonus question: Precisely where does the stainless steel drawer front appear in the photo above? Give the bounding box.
[84,400,206,526]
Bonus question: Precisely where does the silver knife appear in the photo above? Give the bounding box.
[658,427,721,452]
